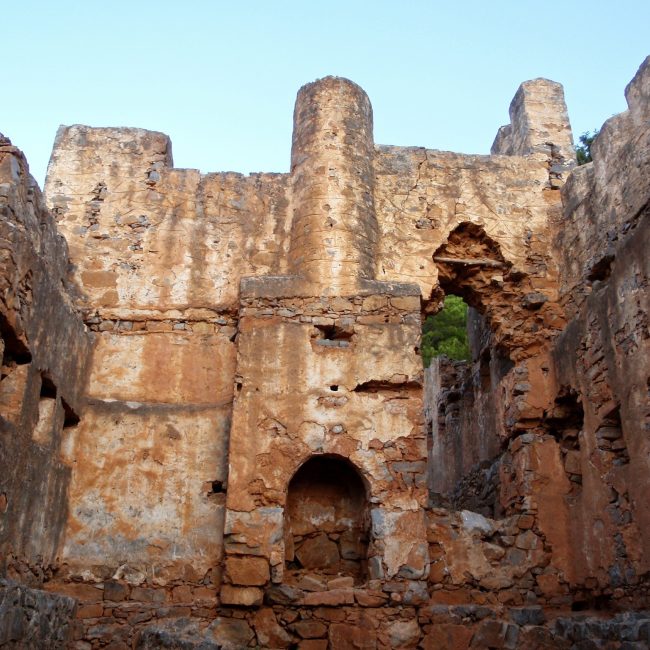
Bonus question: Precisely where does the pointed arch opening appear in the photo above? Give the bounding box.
[430,222,512,316]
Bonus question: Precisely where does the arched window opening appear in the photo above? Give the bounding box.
[285,455,369,584]
[432,222,511,312]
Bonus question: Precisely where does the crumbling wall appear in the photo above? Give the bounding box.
[221,288,429,607]
[424,60,650,613]
[45,126,292,314]
[0,134,92,583]
[425,309,510,517]
[2,57,646,648]
[196,79,432,619]
[42,78,573,594]
[0,579,77,648]
[373,76,573,365]
[423,78,574,517]
[547,56,650,598]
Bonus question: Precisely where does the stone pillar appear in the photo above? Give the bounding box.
[491,78,574,159]
[491,78,575,187]
[288,76,378,293]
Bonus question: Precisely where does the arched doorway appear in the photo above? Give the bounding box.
[284,455,369,583]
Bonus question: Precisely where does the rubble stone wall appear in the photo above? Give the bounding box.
[0,135,92,583]
[550,56,650,592]
[0,55,648,649]
[424,58,650,616]
[0,579,77,649]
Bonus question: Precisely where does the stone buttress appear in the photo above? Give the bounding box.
[220,77,430,606]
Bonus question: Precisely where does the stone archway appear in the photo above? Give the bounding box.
[429,220,562,361]
[284,455,370,584]
[430,222,510,319]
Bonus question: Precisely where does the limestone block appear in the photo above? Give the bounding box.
[328,623,377,649]
[219,585,263,607]
[295,534,340,571]
[292,620,328,639]
[371,509,429,579]
[303,589,354,606]
[252,608,292,648]
[387,619,421,648]
[225,556,269,586]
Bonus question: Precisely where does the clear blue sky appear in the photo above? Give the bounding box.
[4,1,649,186]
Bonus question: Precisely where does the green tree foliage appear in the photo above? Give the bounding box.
[422,295,470,366]
[576,130,599,165]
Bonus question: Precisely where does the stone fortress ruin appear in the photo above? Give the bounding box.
[0,56,648,648]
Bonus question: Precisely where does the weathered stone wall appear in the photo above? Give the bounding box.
[44,126,292,314]
[288,77,379,290]
[1,56,648,649]
[424,57,650,615]
[0,134,92,582]
[548,56,650,593]
[0,579,77,649]
[134,607,650,650]
[221,288,429,606]
[43,127,286,582]
[215,79,432,605]
[37,572,650,649]
[491,77,575,166]
[41,73,573,588]
[388,80,574,557]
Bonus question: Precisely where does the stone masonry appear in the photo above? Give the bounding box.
[0,57,648,648]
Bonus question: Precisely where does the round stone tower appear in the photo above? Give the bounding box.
[288,76,379,292]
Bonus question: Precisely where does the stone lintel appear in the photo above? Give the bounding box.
[240,275,421,300]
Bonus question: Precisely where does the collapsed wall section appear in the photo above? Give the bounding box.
[425,309,510,517]
[417,76,575,465]
[375,110,570,536]
[421,58,650,611]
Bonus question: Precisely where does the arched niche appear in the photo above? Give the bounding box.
[284,454,370,583]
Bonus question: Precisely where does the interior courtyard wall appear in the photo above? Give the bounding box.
[0,56,648,649]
